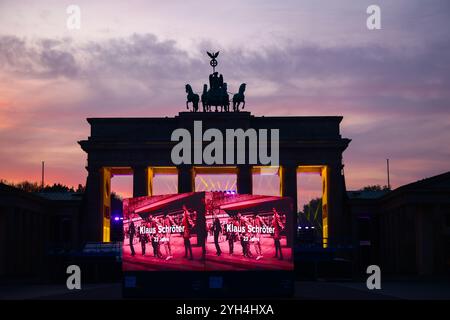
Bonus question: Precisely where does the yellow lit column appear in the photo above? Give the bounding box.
[321,166,329,248]
[100,167,111,243]
[297,165,329,248]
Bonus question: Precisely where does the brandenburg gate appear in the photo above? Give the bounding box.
[78,52,351,247]
[79,112,350,245]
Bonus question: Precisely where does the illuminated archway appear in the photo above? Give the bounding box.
[100,166,179,242]
[252,166,281,196]
[102,167,134,242]
[194,167,237,192]
[297,165,329,247]
[149,167,178,195]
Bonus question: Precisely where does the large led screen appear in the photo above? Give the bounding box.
[122,192,293,271]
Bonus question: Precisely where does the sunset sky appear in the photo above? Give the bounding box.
[1,0,449,199]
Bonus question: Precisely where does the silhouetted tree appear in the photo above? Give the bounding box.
[5,180,41,192]
[111,191,122,201]
[42,183,74,193]
[359,185,390,192]
[0,179,85,193]
[296,197,324,241]
[301,197,323,231]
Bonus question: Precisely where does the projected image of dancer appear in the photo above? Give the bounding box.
[123,192,293,272]
[227,215,238,255]
[238,214,253,258]
[182,205,194,260]
[128,219,136,256]
[150,217,163,258]
[138,220,149,256]
[272,208,285,260]
[212,216,222,256]
[252,214,265,260]
[162,212,174,260]
[195,210,207,261]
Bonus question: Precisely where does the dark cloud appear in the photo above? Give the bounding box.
[0,36,78,78]
[1,34,449,114]
[0,33,449,188]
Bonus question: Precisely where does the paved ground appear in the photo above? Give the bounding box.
[1,279,450,300]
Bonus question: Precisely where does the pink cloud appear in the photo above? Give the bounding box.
[0,33,449,193]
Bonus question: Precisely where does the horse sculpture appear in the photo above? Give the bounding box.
[186,51,247,112]
[185,84,199,112]
[232,83,246,111]
[185,66,246,112]
[221,83,230,112]
[201,84,209,112]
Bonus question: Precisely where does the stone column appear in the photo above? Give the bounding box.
[281,165,297,247]
[327,163,346,247]
[178,165,194,193]
[83,166,104,242]
[237,165,252,194]
[133,166,149,197]
[281,165,298,213]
